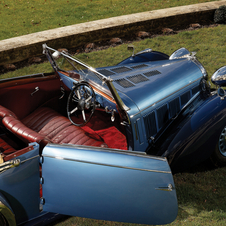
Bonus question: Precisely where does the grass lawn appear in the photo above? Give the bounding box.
[3,24,226,226]
[0,0,219,40]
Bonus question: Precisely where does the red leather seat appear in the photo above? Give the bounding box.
[22,107,107,147]
[2,116,49,145]
[0,105,17,119]
[0,105,107,149]
[0,137,16,154]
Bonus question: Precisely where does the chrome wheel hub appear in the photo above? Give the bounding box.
[219,127,226,157]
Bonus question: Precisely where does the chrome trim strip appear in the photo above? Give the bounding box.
[46,143,167,161]
[131,77,202,118]
[20,155,39,164]
[43,154,171,174]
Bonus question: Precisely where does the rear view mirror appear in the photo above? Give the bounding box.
[169,47,190,59]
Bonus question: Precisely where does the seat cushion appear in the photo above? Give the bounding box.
[22,107,107,148]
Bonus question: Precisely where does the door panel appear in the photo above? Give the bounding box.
[0,143,40,224]
[42,144,178,225]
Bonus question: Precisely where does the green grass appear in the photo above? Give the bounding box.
[0,0,218,40]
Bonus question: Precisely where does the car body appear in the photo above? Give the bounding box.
[1,44,226,225]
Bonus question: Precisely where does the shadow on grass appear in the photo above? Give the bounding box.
[173,160,226,223]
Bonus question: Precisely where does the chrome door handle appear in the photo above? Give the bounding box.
[31,87,39,96]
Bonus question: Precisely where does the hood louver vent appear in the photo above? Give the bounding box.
[114,78,135,88]
[127,74,149,84]
[144,70,161,77]
[131,64,148,69]
[192,85,200,95]
[181,91,190,106]
[144,111,157,138]
[111,66,132,73]
[98,69,115,76]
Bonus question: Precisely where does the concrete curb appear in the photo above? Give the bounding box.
[0,0,226,66]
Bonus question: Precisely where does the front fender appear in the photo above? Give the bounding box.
[117,50,169,65]
[162,93,226,172]
[0,192,16,226]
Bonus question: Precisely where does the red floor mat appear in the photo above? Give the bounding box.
[96,126,127,150]
[83,126,127,150]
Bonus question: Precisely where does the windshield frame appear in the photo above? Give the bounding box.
[42,44,130,117]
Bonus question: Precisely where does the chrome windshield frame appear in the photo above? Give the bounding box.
[42,44,130,117]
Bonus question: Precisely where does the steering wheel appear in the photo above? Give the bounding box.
[67,82,96,126]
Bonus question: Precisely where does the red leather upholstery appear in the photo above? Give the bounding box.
[0,105,17,119]
[0,105,107,149]
[22,107,107,147]
[2,116,48,145]
[0,137,16,154]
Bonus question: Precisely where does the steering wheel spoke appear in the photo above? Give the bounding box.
[67,82,95,126]
[69,107,78,115]
[77,89,81,99]
[82,110,86,122]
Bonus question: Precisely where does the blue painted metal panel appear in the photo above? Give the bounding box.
[42,144,178,225]
[166,94,226,171]
[0,143,40,225]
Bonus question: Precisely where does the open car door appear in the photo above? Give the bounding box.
[41,144,178,225]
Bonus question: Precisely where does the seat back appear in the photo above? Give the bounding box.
[0,105,50,147]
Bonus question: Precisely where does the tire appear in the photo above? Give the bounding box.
[210,126,226,167]
[0,213,8,226]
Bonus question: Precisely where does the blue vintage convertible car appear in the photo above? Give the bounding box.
[1,44,226,225]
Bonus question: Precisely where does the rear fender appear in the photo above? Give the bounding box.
[162,93,226,171]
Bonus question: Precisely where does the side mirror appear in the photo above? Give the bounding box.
[212,66,226,99]
[211,66,226,87]
[169,47,191,60]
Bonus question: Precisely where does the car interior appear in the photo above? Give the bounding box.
[0,72,128,162]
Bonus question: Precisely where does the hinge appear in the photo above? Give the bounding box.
[40,197,45,211]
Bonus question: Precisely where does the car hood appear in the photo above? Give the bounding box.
[96,58,204,115]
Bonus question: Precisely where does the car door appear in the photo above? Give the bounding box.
[0,143,40,224]
[41,144,178,225]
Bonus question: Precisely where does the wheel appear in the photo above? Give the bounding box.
[0,213,8,226]
[210,126,226,167]
[67,82,96,126]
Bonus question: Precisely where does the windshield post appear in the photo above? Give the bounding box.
[42,44,59,72]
